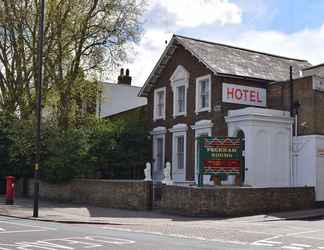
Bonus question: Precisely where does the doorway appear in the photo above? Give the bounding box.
[153,135,165,182]
[0,178,5,194]
[237,130,245,184]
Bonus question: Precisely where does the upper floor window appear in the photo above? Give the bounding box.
[170,65,189,117]
[154,87,166,120]
[177,85,185,113]
[196,75,211,113]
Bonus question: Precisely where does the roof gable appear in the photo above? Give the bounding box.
[139,34,312,97]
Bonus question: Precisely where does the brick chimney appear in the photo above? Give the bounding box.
[117,68,132,85]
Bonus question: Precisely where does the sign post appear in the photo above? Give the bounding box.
[197,136,243,187]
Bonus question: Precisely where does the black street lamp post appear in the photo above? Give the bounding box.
[33,0,45,218]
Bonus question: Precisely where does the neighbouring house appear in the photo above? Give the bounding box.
[97,69,147,121]
[139,34,324,201]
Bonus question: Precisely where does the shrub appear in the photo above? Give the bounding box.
[41,128,91,184]
[0,115,151,183]
[88,119,151,179]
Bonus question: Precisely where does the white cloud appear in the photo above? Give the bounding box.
[148,0,242,28]
[226,25,324,65]
[123,25,324,86]
[108,1,324,87]
[110,0,242,85]
[111,30,173,86]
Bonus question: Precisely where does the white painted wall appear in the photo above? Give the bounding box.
[97,82,147,118]
[293,135,324,201]
[226,107,293,187]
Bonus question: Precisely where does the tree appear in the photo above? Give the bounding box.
[0,0,144,127]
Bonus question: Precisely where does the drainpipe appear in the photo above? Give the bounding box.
[289,66,295,186]
[290,66,294,120]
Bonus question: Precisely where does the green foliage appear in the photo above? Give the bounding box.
[0,113,12,176]
[88,119,151,179]
[7,119,36,178]
[0,0,145,127]
[41,128,91,184]
[0,114,151,183]
[0,113,38,178]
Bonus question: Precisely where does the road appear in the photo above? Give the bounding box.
[0,215,324,250]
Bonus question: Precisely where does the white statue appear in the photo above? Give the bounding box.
[162,161,173,185]
[144,162,152,181]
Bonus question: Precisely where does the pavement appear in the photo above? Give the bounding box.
[1,196,324,225]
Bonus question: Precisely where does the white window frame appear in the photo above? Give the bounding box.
[170,65,189,118]
[153,87,166,121]
[195,74,212,114]
[191,120,213,185]
[170,124,188,182]
[151,127,166,182]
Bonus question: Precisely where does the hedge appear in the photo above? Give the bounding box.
[0,113,151,184]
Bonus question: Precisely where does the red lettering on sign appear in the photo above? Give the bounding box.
[243,89,249,101]
[204,160,241,172]
[227,88,235,99]
[235,89,242,100]
[256,91,262,103]
[250,90,256,102]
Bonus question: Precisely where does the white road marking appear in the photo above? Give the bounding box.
[0,229,49,234]
[251,234,283,247]
[286,231,320,237]
[102,225,324,250]
[0,221,56,231]
[241,230,276,235]
[0,221,56,234]
[291,243,312,248]
[252,240,282,247]
[84,236,135,245]
[102,226,249,245]
[0,236,135,250]
[281,246,304,250]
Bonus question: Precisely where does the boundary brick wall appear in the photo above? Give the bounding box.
[19,179,153,210]
[160,185,315,217]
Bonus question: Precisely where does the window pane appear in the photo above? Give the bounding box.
[177,136,184,169]
[177,86,185,113]
[200,79,209,109]
[157,91,164,117]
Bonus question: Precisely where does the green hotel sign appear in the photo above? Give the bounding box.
[197,136,243,186]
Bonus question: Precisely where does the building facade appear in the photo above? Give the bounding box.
[139,35,324,186]
[97,69,147,119]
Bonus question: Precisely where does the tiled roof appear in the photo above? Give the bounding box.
[176,35,311,81]
[139,35,312,96]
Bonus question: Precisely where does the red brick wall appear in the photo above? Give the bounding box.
[148,44,269,181]
[268,76,324,135]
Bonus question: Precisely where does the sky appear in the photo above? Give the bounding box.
[113,0,324,87]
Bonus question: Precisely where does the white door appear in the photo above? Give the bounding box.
[153,135,165,182]
[172,133,186,182]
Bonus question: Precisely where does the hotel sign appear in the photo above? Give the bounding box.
[222,83,267,107]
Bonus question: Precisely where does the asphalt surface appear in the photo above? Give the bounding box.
[1,215,324,250]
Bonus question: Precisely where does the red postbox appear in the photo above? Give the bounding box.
[5,176,15,205]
